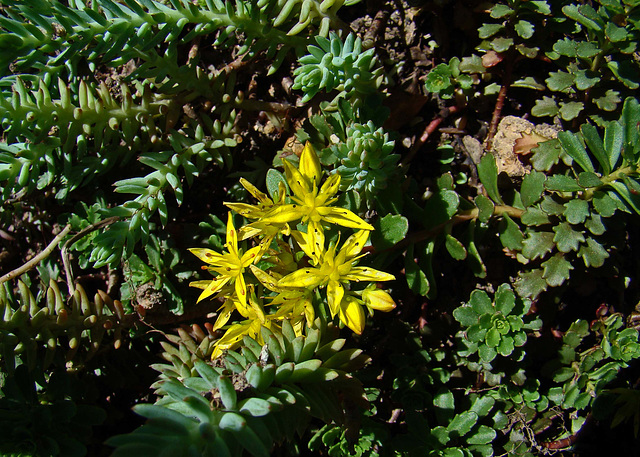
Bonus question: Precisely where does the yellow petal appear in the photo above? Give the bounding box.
[278,267,325,289]
[239,177,272,204]
[195,276,231,302]
[238,224,262,240]
[250,265,281,292]
[344,266,395,282]
[188,248,225,264]
[292,223,324,264]
[316,173,340,205]
[327,279,344,316]
[299,142,322,188]
[261,204,305,224]
[225,212,239,257]
[247,289,266,323]
[241,245,263,268]
[212,300,235,330]
[224,202,264,219]
[339,296,365,334]
[283,157,311,197]
[362,288,396,312]
[341,230,369,259]
[235,272,248,307]
[189,280,213,290]
[318,206,374,230]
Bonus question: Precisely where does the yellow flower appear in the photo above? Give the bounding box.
[362,285,396,313]
[189,212,263,306]
[260,143,373,233]
[225,178,291,247]
[277,229,395,334]
[209,286,271,359]
[251,264,315,329]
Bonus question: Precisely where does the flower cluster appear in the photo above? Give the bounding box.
[190,143,396,357]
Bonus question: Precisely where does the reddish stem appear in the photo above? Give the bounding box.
[401,105,460,166]
[485,53,514,150]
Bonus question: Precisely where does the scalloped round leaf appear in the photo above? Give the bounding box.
[453,306,479,326]
[577,237,609,267]
[520,170,546,207]
[553,222,585,253]
[546,70,575,92]
[495,284,516,315]
[486,328,501,348]
[514,269,548,299]
[522,231,555,260]
[564,199,589,224]
[545,175,582,192]
[467,323,487,343]
[542,253,574,287]
[447,411,478,436]
[372,214,409,250]
[498,214,524,250]
[514,20,534,39]
[559,102,584,121]
[594,90,622,112]
[532,96,559,118]
[469,289,493,315]
[478,344,497,363]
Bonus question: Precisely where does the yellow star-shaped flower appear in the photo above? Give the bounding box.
[260,143,373,234]
[277,229,395,334]
[189,212,263,306]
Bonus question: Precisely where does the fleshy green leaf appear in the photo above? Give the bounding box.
[577,237,609,267]
[445,233,467,260]
[558,131,595,173]
[553,222,585,253]
[478,154,503,204]
[545,175,582,192]
[372,214,409,249]
[522,231,555,260]
[514,269,548,298]
[542,253,574,287]
[521,170,546,207]
[563,199,589,224]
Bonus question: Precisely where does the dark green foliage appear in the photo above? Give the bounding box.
[3,0,640,455]
[0,365,106,457]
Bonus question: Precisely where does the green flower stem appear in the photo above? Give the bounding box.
[0,224,71,284]
[582,164,639,200]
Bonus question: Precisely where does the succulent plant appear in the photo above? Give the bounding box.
[454,284,542,364]
[331,121,399,206]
